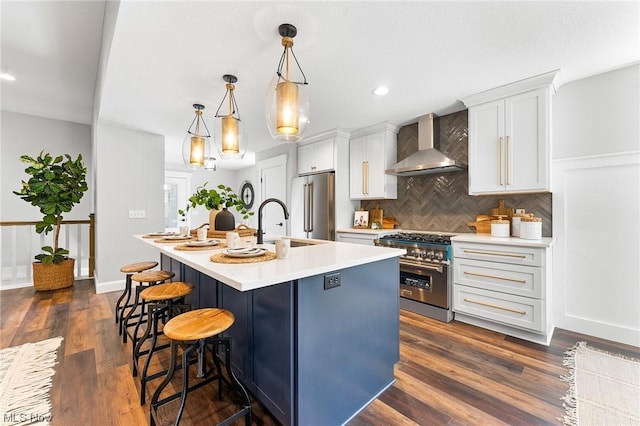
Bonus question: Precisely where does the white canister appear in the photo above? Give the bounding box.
[490,219,510,238]
[511,214,525,237]
[520,216,542,239]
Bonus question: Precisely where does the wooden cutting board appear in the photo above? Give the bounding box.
[489,200,511,218]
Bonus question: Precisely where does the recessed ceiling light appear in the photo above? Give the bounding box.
[0,73,16,81]
[373,86,389,96]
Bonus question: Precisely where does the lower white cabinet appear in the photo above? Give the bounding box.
[451,235,554,345]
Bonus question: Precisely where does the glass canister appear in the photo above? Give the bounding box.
[520,216,542,239]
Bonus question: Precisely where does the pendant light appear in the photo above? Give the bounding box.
[182,104,211,169]
[266,23,310,143]
[214,74,247,159]
[204,157,217,171]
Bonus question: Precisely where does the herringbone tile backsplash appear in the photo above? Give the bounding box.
[361,111,553,236]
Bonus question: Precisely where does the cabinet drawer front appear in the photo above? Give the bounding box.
[454,258,542,298]
[453,285,544,332]
[453,242,544,267]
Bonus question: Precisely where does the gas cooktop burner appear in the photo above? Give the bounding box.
[381,233,452,245]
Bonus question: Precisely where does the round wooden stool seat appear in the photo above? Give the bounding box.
[131,270,174,283]
[120,261,158,274]
[140,282,193,301]
[163,308,235,341]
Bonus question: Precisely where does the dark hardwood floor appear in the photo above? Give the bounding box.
[1,279,638,425]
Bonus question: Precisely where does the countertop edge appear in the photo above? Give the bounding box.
[134,235,405,291]
[450,234,555,248]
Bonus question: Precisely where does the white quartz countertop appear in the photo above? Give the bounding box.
[135,235,405,292]
[336,228,397,235]
[451,233,555,248]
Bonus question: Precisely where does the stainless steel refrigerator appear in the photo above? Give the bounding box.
[290,172,335,240]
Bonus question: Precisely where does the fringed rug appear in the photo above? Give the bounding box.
[561,341,640,426]
[0,337,63,426]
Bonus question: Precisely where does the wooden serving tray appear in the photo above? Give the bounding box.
[191,224,255,239]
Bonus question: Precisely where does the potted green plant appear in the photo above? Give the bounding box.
[186,183,253,231]
[13,151,88,291]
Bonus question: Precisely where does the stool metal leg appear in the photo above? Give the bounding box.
[221,338,251,425]
[115,273,133,326]
[150,340,179,426]
[133,299,154,378]
[122,284,143,344]
[175,343,198,425]
[139,303,164,404]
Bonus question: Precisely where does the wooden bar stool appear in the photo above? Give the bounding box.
[122,270,175,344]
[149,308,251,426]
[116,261,158,334]
[134,281,193,405]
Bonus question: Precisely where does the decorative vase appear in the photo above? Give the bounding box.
[214,208,235,231]
[32,258,75,291]
[209,209,220,230]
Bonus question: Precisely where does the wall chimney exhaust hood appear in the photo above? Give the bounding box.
[385,113,465,176]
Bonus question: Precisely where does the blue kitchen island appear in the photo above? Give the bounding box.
[136,236,404,425]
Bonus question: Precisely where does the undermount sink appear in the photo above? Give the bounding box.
[264,238,327,248]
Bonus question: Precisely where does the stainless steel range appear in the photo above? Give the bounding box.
[375,232,454,322]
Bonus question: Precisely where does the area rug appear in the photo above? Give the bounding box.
[0,337,63,426]
[561,341,640,426]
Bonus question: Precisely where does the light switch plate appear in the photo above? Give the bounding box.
[128,210,146,219]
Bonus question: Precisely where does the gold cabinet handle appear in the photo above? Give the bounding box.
[498,137,503,185]
[506,136,511,185]
[361,162,366,195]
[364,161,369,195]
[463,249,526,258]
[463,271,526,284]
[464,298,526,315]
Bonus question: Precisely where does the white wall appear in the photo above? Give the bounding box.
[552,63,640,346]
[94,123,164,293]
[1,112,93,284]
[1,111,93,221]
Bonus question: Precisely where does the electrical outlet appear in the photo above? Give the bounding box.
[128,210,146,219]
[324,272,341,290]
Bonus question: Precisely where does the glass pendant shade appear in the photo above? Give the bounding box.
[216,114,246,159]
[266,24,310,143]
[182,104,211,169]
[214,75,247,159]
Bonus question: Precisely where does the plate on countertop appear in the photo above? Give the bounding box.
[223,247,267,258]
[162,235,192,240]
[146,231,176,237]
[186,239,221,247]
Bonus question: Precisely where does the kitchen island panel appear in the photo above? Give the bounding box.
[296,258,399,425]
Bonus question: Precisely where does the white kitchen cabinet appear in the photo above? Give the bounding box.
[297,130,349,176]
[451,235,554,345]
[349,122,398,200]
[336,229,395,246]
[461,70,561,195]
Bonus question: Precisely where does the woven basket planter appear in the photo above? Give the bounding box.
[32,258,75,291]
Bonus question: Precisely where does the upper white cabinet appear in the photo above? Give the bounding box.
[349,122,399,200]
[297,130,349,176]
[461,70,562,195]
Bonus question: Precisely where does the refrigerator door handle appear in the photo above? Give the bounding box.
[303,183,310,232]
[308,182,314,232]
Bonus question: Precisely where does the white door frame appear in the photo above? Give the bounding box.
[257,154,288,235]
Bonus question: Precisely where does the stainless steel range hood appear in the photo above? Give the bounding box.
[385,113,466,176]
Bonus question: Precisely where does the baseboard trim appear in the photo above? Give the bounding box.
[95,277,125,294]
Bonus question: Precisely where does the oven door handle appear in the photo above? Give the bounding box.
[400,259,443,274]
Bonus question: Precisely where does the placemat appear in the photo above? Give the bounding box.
[210,251,277,264]
[174,242,228,251]
[142,233,176,239]
[154,237,194,243]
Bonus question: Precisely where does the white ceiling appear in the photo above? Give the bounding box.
[2,1,639,170]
